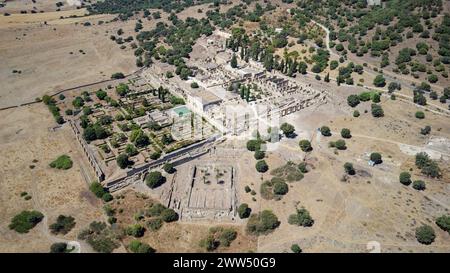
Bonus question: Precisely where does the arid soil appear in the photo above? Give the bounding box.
[0,103,104,252]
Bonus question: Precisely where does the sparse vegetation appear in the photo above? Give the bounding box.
[415,225,435,245]
[238,203,251,219]
[9,210,44,233]
[399,172,412,186]
[415,152,441,178]
[246,210,280,235]
[146,171,166,189]
[299,139,312,152]
[49,215,76,235]
[436,215,450,234]
[78,221,120,253]
[49,155,73,170]
[128,240,156,253]
[291,244,302,253]
[288,207,314,227]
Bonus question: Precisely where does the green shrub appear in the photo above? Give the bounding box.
[117,153,132,169]
[111,72,125,79]
[246,210,280,235]
[102,193,113,202]
[128,240,155,253]
[334,139,347,150]
[320,126,331,136]
[415,225,435,245]
[146,171,165,189]
[161,208,178,222]
[371,104,384,117]
[415,111,425,119]
[298,162,308,173]
[255,160,269,173]
[147,203,166,217]
[9,210,44,233]
[280,122,296,137]
[436,215,450,234]
[273,181,289,195]
[344,162,355,175]
[412,180,426,191]
[89,181,107,198]
[347,95,360,107]
[50,242,68,253]
[163,163,176,174]
[291,244,302,253]
[126,224,145,238]
[49,215,76,235]
[341,128,351,139]
[147,218,163,231]
[370,153,382,164]
[49,155,73,170]
[288,208,314,227]
[415,152,441,178]
[238,203,251,219]
[246,140,262,151]
[254,150,265,160]
[399,172,412,185]
[299,139,312,152]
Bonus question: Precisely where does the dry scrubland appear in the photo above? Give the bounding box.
[0,8,136,108]
[0,104,104,252]
[253,92,450,252]
[0,0,449,253]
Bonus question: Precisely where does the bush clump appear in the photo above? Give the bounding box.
[291,244,302,253]
[255,160,269,173]
[50,242,70,253]
[49,215,76,235]
[320,126,331,136]
[415,111,425,119]
[160,208,179,223]
[254,150,265,160]
[199,227,237,251]
[128,240,155,253]
[78,221,119,253]
[126,224,146,238]
[399,172,412,185]
[9,210,44,233]
[415,152,441,178]
[146,171,166,189]
[299,139,312,152]
[147,218,163,231]
[341,128,351,139]
[49,155,73,170]
[412,180,426,191]
[415,225,435,245]
[344,162,355,175]
[237,203,251,219]
[246,210,280,235]
[436,215,450,234]
[370,153,382,164]
[89,181,112,202]
[288,208,314,227]
[163,163,176,174]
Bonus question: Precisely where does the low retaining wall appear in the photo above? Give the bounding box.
[69,120,105,182]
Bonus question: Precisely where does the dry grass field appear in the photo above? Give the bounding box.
[0,8,136,108]
[0,0,449,253]
[0,104,104,252]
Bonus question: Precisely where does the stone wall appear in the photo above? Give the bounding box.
[68,120,105,182]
